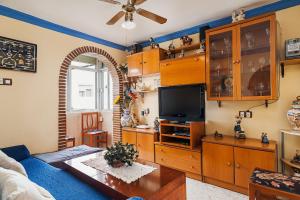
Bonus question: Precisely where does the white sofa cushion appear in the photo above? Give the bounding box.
[0,150,27,177]
[0,167,55,200]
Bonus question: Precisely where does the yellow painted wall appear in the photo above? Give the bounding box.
[139,6,300,164]
[0,16,126,153]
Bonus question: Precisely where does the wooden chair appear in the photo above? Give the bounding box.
[81,112,108,148]
[249,168,300,200]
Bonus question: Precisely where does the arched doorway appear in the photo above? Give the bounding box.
[58,46,123,150]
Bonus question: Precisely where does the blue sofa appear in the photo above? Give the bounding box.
[1,145,111,200]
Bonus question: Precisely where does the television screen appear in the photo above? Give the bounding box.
[159,84,205,122]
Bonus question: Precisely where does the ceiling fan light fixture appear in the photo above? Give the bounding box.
[121,20,136,30]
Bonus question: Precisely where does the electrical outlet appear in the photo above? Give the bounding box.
[239,111,252,118]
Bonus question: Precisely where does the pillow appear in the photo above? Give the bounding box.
[1,145,30,161]
[0,167,55,200]
[0,150,27,177]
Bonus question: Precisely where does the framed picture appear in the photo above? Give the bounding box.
[0,36,37,73]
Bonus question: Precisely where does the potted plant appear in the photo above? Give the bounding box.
[104,142,138,168]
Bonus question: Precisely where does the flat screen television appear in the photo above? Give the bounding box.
[158,84,205,122]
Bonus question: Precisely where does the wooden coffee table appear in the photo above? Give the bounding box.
[62,153,186,200]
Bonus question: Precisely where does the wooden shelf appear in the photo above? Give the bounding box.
[161,133,190,139]
[160,141,190,149]
[169,43,200,54]
[281,158,300,170]
[280,129,300,136]
[160,123,190,128]
[280,58,300,78]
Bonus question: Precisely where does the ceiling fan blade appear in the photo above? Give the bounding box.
[132,0,147,5]
[98,0,121,5]
[106,11,125,25]
[136,8,167,24]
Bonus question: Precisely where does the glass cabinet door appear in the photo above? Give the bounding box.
[239,19,273,99]
[207,29,235,100]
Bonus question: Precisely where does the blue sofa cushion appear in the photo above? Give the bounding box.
[1,145,30,161]
[21,157,110,200]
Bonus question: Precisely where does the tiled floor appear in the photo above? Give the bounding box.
[186,178,248,200]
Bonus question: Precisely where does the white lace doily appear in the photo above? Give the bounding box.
[82,155,156,184]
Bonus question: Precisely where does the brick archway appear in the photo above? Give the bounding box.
[58,46,123,150]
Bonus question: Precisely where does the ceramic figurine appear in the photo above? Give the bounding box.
[261,132,269,144]
[121,109,133,127]
[179,49,185,58]
[149,37,159,49]
[234,115,246,139]
[214,130,223,138]
[199,40,206,53]
[167,41,176,59]
[153,117,160,132]
[287,96,300,130]
[180,35,193,46]
[236,9,245,21]
[232,10,238,23]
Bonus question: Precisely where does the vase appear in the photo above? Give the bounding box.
[111,161,125,168]
[121,109,133,127]
[287,96,300,130]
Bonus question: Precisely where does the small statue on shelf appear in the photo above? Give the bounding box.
[292,150,300,165]
[153,117,160,132]
[261,132,269,144]
[149,37,159,49]
[167,41,176,59]
[234,115,246,139]
[232,9,245,23]
[232,11,238,23]
[180,35,193,46]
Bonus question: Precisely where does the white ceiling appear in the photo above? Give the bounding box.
[1,0,278,46]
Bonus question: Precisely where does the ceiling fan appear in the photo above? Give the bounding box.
[98,0,167,29]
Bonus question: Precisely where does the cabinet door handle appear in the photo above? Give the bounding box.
[191,166,195,169]
[226,162,232,167]
[236,163,240,168]
[166,63,170,66]
[233,60,237,64]
[160,149,164,152]
[236,60,240,64]
[139,62,143,65]
[160,158,164,162]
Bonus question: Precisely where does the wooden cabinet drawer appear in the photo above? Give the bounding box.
[160,55,205,86]
[155,145,201,174]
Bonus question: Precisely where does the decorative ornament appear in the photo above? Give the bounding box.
[153,117,160,132]
[149,37,159,49]
[232,9,245,23]
[261,132,269,144]
[121,109,133,127]
[234,115,246,139]
[180,35,193,46]
[113,95,121,105]
[167,41,176,59]
[287,96,300,130]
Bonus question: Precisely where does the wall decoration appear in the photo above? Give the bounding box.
[0,36,37,73]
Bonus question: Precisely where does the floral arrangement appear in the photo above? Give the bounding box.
[104,142,138,168]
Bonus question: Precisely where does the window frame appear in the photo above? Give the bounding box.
[67,60,113,113]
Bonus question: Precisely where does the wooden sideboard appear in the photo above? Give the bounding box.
[122,127,158,162]
[202,135,277,194]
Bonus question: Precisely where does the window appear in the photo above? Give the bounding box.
[67,56,113,112]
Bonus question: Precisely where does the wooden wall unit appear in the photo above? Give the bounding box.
[121,128,157,162]
[206,13,278,101]
[160,54,206,86]
[127,48,165,77]
[202,135,277,194]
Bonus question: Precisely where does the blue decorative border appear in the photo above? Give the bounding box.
[138,0,300,47]
[0,5,127,51]
[1,0,300,50]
